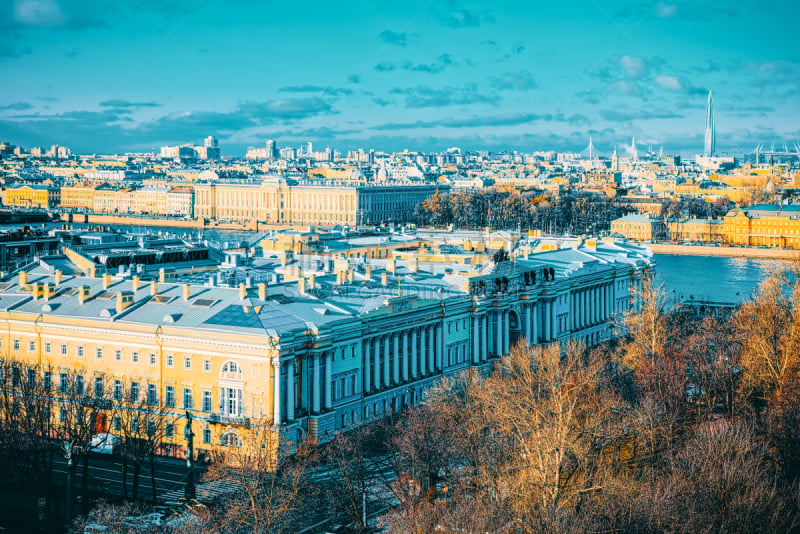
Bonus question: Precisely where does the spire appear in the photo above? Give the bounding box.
[704,90,715,157]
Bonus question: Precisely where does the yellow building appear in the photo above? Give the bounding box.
[4,184,60,208]
[195,178,440,226]
[610,214,667,241]
[61,183,100,210]
[722,204,800,248]
[666,218,724,243]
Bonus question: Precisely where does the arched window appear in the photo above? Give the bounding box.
[220,361,243,381]
[220,431,242,448]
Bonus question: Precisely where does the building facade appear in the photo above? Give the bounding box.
[1,239,650,460]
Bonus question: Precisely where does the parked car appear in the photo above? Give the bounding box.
[88,433,122,455]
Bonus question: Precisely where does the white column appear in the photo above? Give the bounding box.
[418,328,426,375]
[481,315,488,361]
[272,359,281,426]
[324,351,332,410]
[312,353,321,414]
[364,341,371,392]
[411,329,418,377]
[384,336,391,386]
[472,316,480,364]
[402,331,409,381]
[286,359,294,421]
[545,301,552,342]
[532,302,538,344]
[374,338,381,389]
[496,312,503,355]
[428,327,435,374]
[503,311,510,354]
[393,335,400,384]
[435,324,443,371]
[524,305,531,344]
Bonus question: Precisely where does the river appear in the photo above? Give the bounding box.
[654,254,788,305]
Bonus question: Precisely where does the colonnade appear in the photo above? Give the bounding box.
[570,283,614,331]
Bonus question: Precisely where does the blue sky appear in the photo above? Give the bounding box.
[0,0,798,156]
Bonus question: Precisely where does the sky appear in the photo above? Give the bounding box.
[0,0,798,156]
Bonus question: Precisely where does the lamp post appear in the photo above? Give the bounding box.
[184,411,196,500]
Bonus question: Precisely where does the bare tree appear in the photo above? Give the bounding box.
[205,426,318,533]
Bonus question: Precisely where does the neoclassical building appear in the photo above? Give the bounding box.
[0,237,651,458]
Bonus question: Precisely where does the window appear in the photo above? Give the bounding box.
[113,416,121,431]
[29,341,35,352]
[147,420,156,437]
[115,350,122,361]
[60,408,67,423]
[77,346,84,358]
[59,373,69,394]
[165,423,174,439]
[331,380,336,402]
[350,374,357,395]
[222,387,243,417]
[183,388,193,410]
[202,391,212,412]
[220,431,242,448]
[149,353,156,365]
[43,371,52,391]
[96,347,103,359]
[45,342,51,354]
[203,359,211,372]
[131,417,139,434]
[184,356,191,370]
[165,385,175,407]
[203,427,211,444]
[61,344,67,356]
[147,383,157,405]
[75,375,85,396]
[132,351,139,363]
[166,354,173,368]
[94,376,104,398]
[113,380,123,401]
[13,339,19,351]
[27,368,36,388]
[130,381,140,403]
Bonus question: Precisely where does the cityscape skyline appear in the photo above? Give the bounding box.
[1,0,798,155]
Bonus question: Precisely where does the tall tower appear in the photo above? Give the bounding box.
[704,90,715,157]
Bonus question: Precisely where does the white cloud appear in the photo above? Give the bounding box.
[655,2,678,18]
[13,0,64,27]
[618,55,647,78]
[655,75,683,91]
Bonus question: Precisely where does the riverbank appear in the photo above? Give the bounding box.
[649,243,800,260]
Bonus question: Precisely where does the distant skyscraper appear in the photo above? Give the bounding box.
[266,139,276,160]
[204,135,218,148]
[704,90,715,157]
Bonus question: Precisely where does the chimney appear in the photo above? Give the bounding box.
[365,266,372,279]
[19,271,28,286]
[308,274,316,290]
[150,281,158,296]
[182,284,191,301]
[54,270,63,286]
[386,260,396,274]
[116,291,134,313]
[297,277,306,295]
[132,276,140,292]
[102,273,112,289]
[30,282,41,300]
[381,272,388,286]
[336,271,344,284]
[43,283,55,301]
[89,267,96,278]
[159,268,166,283]
[409,258,419,272]
[258,283,267,300]
[239,283,248,300]
[347,269,354,283]
[78,286,90,304]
